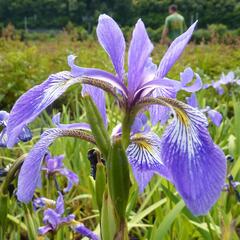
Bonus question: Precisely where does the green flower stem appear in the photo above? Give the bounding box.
[121,113,134,150]
[0,156,24,195]
[0,156,25,240]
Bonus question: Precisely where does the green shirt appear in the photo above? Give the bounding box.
[165,13,186,41]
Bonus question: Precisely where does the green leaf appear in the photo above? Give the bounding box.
[83,95,110,158]
[95,162,107,212]
[107,139,130,220]
[151,200,185,240]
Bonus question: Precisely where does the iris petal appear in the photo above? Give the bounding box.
[186,93,199,108]
[149,87,177,125]
[180,68,202,92]
[207,109,222,127]
[7,71,77,147]
[157,21,197,79]
[161,102,226,215]
[97,14,125,81]
[17,128,94,203]
[68,55,128,96]
[59,168,79,193]
[128,19,154,96]
[55,192,64,215]
[127,132,171,192]
[74,224,100,240]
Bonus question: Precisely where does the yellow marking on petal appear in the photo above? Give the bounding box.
[174,108,189,126]
[131,134,153,153]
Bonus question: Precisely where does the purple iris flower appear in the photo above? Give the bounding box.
[8,14,226,216]
[0,110,32,147]
[42,153,79,193]
[204,71,239,95]
[37,192,99,239]
[186,93,222,127]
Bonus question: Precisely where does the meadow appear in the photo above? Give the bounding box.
[0,34,240,240]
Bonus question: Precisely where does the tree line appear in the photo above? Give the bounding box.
[0,0,239,30]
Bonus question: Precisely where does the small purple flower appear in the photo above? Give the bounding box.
[204,71,239,95]
[37,192,99,239]
[42,153,79,193]
[186,93,222,127]
[38,192,75,235]
[0,110,32,147]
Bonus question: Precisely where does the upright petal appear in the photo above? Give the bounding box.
[97,14,125,81]
[186,93,199,108]
[127,132,171,192]
[180,68,202,92]
[160,101,226,215]
[82,85,107,126]
[157,21,197,79]
[127,19,154,96]
[68,55,127,96]
[149,86,177,125]
[207,109,222,127]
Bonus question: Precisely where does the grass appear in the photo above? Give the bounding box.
[0,37,240,239]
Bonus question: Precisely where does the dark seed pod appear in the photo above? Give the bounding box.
[88,149,105,180]
[226,155,234,163]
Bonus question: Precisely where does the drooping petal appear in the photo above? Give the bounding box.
[52,113,90,131]
[207,109,222,127]
[160,101,226,215]
[7,71,78,148]
[186,93,199,108]
[97,14,125,81]
[73,223,100,240]
[127,19,154,96]
[82,84,107,126]
[127,132,171,192]
[131,168,155,193]
[43,209,61,229]
[38,225,52,235]
[17,128,94,203]
[33,197,56,211]
[180,68,202,92]
[157,21,197,79]
[59,168,79,193]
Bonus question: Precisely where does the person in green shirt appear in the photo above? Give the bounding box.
[161,4,186,45]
